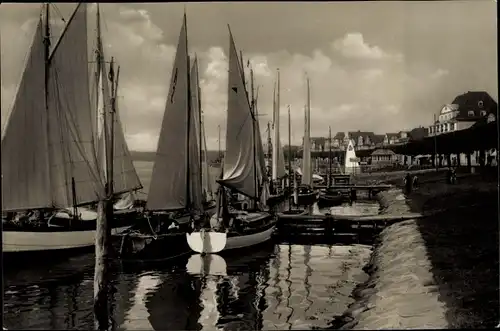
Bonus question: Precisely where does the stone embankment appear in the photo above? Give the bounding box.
[332,172,499,329]
[332,189,448,329]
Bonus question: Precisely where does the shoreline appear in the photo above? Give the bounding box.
[330,170,498,329]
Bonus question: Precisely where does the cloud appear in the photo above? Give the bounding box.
[332,32,403,62]
[2,3,497,152]
[431,68,449,80]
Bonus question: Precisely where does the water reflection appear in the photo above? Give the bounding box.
[3,241,370,331]
[121,273,161,330]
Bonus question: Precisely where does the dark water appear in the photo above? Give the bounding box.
[3,162,378,330]
[3,238,374,330]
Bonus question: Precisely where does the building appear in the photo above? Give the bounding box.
[383,133,400,145]
[330,131,382,150]
[408,126,429,141]
[429,91,498,136]
[371,148,398,165]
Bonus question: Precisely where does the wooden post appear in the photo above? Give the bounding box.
[350,188,357,202]
[324,213,333,238]
[94,197,111,330]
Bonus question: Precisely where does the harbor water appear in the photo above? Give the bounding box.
[3,161,379,330]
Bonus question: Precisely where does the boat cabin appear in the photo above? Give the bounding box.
[331,174,352,186]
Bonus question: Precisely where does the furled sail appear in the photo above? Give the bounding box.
[146,15,194,211]
[201,116,214,201]
[1,18,52,211]
[95,65,143,195]
[272,71,286,180]
[218,29,261,199]
[301,78,312,186]
[191,57,214,201]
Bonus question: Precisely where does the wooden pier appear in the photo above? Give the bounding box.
[316,184,393,199]
[276,211,426,241]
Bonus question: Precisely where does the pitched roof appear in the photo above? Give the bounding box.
[385,133,399,139]
[408,127,429,141]
[372,134,385,144]
[311,137,326,145]
[451,91,498,121]
[348,131,376,140]
[372,148,396,156]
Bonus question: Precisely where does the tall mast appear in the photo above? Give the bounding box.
[196,55,203,195]
[43,3,53,204]
[272,69,281,181]
[218,124,221,162]
[288,105,292,210]
[267,122,272,162]
[96,4,113,199]
[107,57,116,199]
[250,67,258,200]
[328,126,332,187]
[305,76,312,185]
[185,13,192,212]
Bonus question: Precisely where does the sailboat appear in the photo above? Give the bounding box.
[294,77,318,207]
[194,56,217,211]
[185,27,277,254]
[267,70,288,207]
[93,54,143,220]
[344,138,360,175]
[2,4,135,256]
[115,14,216,261]
[318,126,344,207]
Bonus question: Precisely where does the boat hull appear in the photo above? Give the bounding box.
[2,224,131,255]
[186,212,276,253]
[296,191,318,206]
[114,206,217,262]
[317,193,344,208]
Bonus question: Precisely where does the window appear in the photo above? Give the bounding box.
[468,110,475,117]
[480,110,487,116]
[487,113,496,123]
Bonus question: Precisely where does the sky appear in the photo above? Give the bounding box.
[1,1,497,151]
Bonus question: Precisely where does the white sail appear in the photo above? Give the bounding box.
[147,15,201,212]
[1,18,52,211]
[344,139,359,175]
[218,30,261,199]
[2,4,104,212]
[46,3,104,207]
[301,78,312,186]
[189,56,204,213]
[272,71,286,180]
[111,88,143,195]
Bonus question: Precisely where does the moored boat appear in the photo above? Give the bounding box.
[317,188,344,208]
[2,4,135,258]
[114,14,216,262]
[186,28,277,254]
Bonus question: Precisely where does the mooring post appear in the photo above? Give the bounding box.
[324,213,333,237]
[94,193,112,330]
[350,188,357,202]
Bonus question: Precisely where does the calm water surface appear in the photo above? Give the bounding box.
[3,161,377,330]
